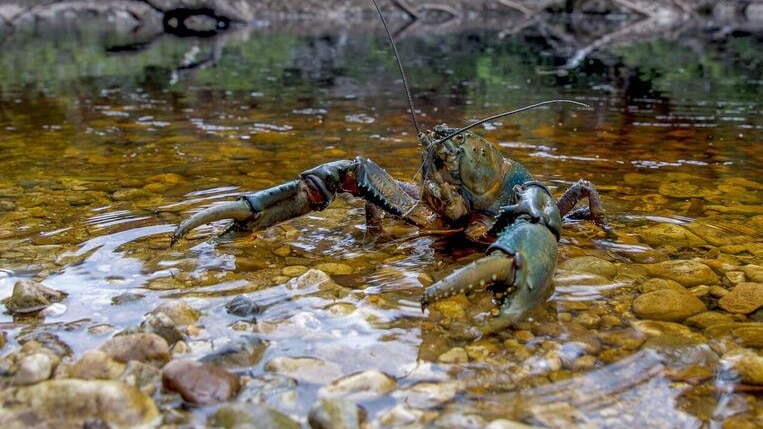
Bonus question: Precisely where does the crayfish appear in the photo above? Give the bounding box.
[170,1,613,335]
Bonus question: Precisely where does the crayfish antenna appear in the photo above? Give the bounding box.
[433,99,592,145]
[369,0,421,136]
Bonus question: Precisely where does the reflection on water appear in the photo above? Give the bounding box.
[0,15,761,427]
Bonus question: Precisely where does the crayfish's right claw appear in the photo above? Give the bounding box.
[171,199,254,245]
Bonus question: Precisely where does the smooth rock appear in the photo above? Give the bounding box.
[200,335,268,368]
[4,280,68,314]
[318,369,396,401]
[723,349,763,385]
[637,223,705,248]
[393,381,461,409]
[719,282,763,314]
[61,350,125,380]
[685,312,735,330]
[120,360,162,396]
[225,294,261,318]
[438,347,469,364]
[162,359,240,405]
[150,300,200,326]
[210,403,300,429]
[639,278,687,293]
[744,265,763,283]
[644,260,718,287]
[99,333,170,366]
[485,419,541,429]
[139,312,183,345]
[264,356,342,384]
[633,289,707,322]
[558,256,617,279]
[13,352,56,385]
[0,379,160,428]
[308,398,364,429]
[314,262,353,275]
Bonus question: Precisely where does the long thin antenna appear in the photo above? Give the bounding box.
[370,0,421,135]
[433,99,591,145]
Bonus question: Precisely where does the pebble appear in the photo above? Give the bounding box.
[4,280,68,314]
[210,403,300,429]
[684,312,735,330]
[150,300,200,326]
[744,264,763,283]
[318,369,396,401]
[558,256,617,279]
[438,347,469,364]
[718,283,763,314]
[0,379,159,428]
[308,398,365,429]
[61,350,125,380]
[200,335,268,368]
[722,349,763,385]
[162,359,240,405]
[315,262,353,275]
[644,260,718,287]
[99,333,170,366]
[637,223,705,247]
[485,419,539,429]
[282,265,309,277]
[393,381,460,409]
[120,360,162,396]
[13,352,57,385]
[264,356,342,384]
[225,294,261,318]
[138,312,184,345]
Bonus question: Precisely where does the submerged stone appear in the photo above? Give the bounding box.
[308,398,365,429]
[0,379,160,428]
[718,282,763,314]
[318,369,396,401]
[644,260,718,287]
[150,300,200,326]
[4,280,68,314]
[264,356,342,385]
[210,403,299,429]
[559,256,617,279]
[632,289,707,322]
[99,333,170,367]
[162,359,240,405]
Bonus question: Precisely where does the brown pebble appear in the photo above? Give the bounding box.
[162,359,240,405]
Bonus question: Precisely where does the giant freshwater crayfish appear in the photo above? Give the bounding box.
[171,1,613,335]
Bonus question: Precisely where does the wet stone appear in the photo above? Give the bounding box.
[685,311,735,330]
[264,356,342,384]
[13,352,57,385]
[718,282,763,314]
[225,294,261,318]
[438,347,469,364]
[111,292,145,305]
[150,299,200,326]
[637,223,706,248]
[0,379,160,428]
[200,335,268,369]
[633,289,707,322]
[138,312,184,346]
[99,333,170,366]
[210,403,299,429]
[639,278,687,293]
[162,359,241,405]
[282,265,309,277]
[644,260,718,287]
[314,262,353,275]
[558,256,617,279]
[393,381,461,409]
[59,350,125,380]
[722,349,763,385]
[119,360,163,396]
[4,280,68,314]
[744,264,763,283]
[318,369,396,401]
[308,398,365,429]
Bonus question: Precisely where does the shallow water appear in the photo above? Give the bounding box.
[0,17,762,427]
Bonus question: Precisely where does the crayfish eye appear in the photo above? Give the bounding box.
[454,134,464,143]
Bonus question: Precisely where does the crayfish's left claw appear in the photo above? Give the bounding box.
[421,181,561,335]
